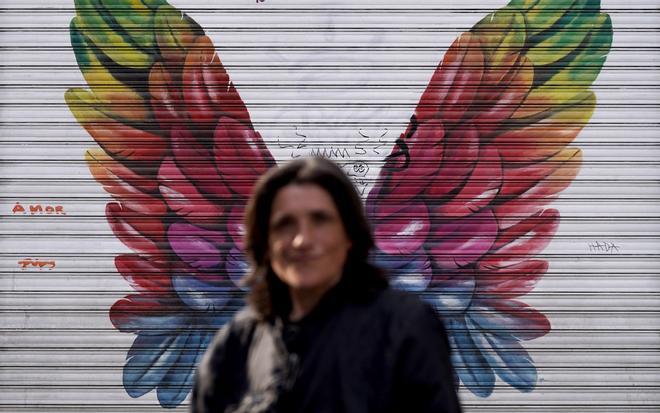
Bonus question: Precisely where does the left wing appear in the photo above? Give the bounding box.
[66,0,273,407]
[367,0,612,396]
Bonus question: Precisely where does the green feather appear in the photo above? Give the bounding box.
[473,10,527,64]
[153,4,203,62]
[98,0,158,52]
[542,12,613,88]
[74,0,153,68]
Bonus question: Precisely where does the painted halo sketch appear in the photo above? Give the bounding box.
[65,0,612,407]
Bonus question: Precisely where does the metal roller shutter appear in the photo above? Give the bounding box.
[1,0,659,411]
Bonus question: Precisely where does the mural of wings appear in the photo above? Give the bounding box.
[65,0,612,407]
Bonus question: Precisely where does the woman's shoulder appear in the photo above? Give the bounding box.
[369,288,444,329]
[374,288,432,311]
[202,306,260,356]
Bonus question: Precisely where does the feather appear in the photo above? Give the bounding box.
[115,255,173,294]
[476,260,547,298]
[157,157,225,227]
[85,149,168,216]
[106,203,166,255]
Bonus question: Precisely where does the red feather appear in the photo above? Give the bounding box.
[170,126,233,200]
[430,208,498,269]
[106,203,166,255]
[480,209,560,269]
[149,62,183,130]
[476,260,548,298]
[213,117,274,197]
[115,255,173,294]
[417,33,484,123]
[157,157,225,227]
[432,145,502,218]
[425,126,480,198]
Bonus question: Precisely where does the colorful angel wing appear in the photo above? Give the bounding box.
[66,0,273,407]
[367,0,612,397]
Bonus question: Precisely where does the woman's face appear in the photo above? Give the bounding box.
[267,183,352,296]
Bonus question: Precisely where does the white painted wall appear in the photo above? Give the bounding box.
[0,0,659,411]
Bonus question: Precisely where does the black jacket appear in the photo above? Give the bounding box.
[191,283,461,413]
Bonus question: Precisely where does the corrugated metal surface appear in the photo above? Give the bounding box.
[1,0,659,411]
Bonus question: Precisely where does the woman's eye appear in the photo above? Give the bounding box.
[271,217,294,232]
[311,212,333,224]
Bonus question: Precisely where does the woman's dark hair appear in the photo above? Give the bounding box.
[242,156,387,319]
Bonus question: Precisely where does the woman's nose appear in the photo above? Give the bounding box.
[291,222,313,249]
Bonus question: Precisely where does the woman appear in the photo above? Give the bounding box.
[192,157,461,413]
